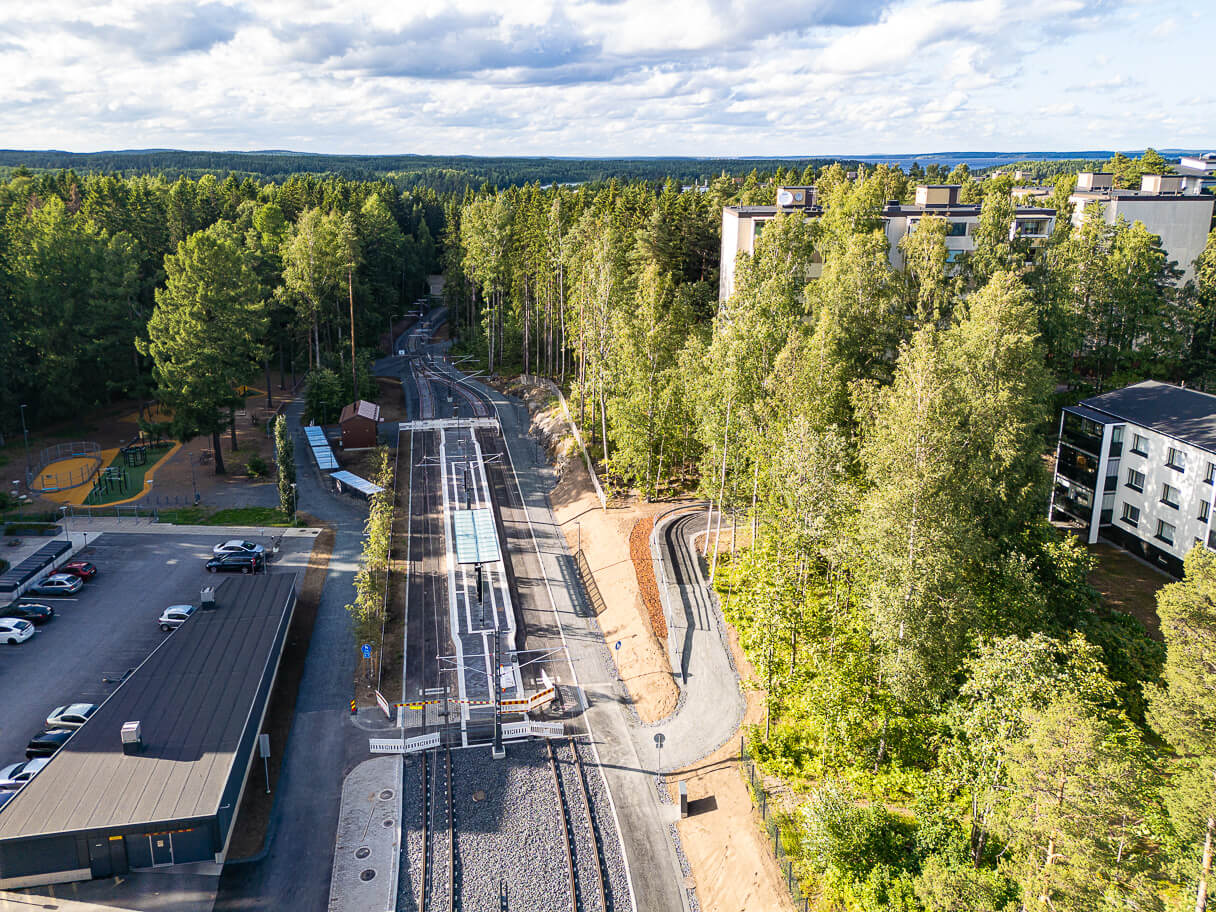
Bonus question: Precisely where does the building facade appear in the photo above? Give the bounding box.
[719,184,1055,300]
[1069,172,1215,284]
[1050,380,1216,576]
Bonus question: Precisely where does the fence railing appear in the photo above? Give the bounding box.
[28,441,102,493]
[740,735,811,912]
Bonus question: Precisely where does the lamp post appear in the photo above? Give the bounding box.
[388,313,404,355]
[19,404,30,487]
[290,482,298,525]
[575,518,581,555]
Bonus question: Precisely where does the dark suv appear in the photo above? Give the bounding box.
[1,603,54,625]
[26,728,72,759]
[205,552,264,574]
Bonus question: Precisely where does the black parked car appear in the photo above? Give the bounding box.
[205,552,264,574]
[25,728,73,759]
[1,603,54,625]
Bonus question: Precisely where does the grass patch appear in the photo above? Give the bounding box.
[158,505,298,527]
[82,443,175,506]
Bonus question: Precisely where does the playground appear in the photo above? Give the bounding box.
[37,441,180,507]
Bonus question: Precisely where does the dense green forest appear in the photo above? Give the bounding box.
[2,147,1214,909]
[0,168,442,470]
[442,155,1216,910]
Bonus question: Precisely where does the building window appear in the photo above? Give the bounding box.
[1109,425,1124,458]
[1121,503,1140,527]
[1206,462,1215,485]
[1201,499,1211,523]
[1161,483,1180,509]
[1126,468,1145,493]
[945,221,968,237]
[1156,519,1176,545]
[1167,447,1186,471]
[1131,433,1148,457]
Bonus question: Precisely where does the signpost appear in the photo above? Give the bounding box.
[361,643,372,682]
[258,733,271,794]
[654,732,665,774]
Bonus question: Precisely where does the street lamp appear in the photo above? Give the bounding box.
[19,404,30,487]
[388,313,405,355]
[575,518,581,555]
[290,482,298,525]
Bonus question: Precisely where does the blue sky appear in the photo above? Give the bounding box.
[0,0,1209,156]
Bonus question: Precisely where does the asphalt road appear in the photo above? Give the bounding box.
[0,531,312,768]
[214,397,367,912]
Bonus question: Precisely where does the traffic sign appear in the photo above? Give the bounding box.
[614,640,621,651]
[361,643,372,658]
[654,732,665,748]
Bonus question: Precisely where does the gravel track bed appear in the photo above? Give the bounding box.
[426,751,453,911]
[573,739,634,912]
[553,739,604,912]
[453,740,571,911]
[399,754,424,912]
[398,740,633,912]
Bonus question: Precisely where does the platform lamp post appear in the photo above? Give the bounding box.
[290,482,298,525]
[19,404,30,487]
[389,313,405,354]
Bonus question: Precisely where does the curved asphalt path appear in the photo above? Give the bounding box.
[643,508,745,771]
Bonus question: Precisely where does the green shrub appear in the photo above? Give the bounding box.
[245,455,270,477]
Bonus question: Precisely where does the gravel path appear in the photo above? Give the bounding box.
[397,740,634,912]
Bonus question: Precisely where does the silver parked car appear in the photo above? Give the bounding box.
[158,604,196,631]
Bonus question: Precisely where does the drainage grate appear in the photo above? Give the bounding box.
[355,846,371,859]
[360,869,376,882]
[379,789,394,800]
[382,818,394,828]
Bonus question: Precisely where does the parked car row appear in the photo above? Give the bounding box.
[0,702,98,793]
[0,561,100,646]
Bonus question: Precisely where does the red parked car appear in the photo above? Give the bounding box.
[60,560,97,580]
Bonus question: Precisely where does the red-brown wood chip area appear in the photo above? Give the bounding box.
[629,516,666,640]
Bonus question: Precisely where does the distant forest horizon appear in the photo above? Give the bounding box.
[0,146,1210,190]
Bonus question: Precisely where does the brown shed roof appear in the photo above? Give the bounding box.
[339,400,380,423]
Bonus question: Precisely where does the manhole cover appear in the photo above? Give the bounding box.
[355,847,371,859]
[360,869,376,882]
[473,790,486,802]
[382,818,394,828]
[380,789,394,800]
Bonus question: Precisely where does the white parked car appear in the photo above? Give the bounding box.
[158,604,196,631]
[212,539,265,557]
[46,703,98,730]
[0,618,35,644]
[0,758,49,790]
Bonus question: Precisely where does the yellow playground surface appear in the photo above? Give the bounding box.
[38,443,181,507]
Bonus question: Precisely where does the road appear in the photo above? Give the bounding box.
[214,397,367,912]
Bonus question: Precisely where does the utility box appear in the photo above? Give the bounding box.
[679,780,688,818]
[120,721,143,755]
[201,587,216,611]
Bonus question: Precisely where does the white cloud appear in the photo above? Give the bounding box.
[0,0,1209,155]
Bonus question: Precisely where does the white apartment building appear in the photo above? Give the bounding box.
[1050,380,1216,576]
[1069,172,1215,284]
[719,184,1055,299]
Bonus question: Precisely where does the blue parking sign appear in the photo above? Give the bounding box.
[361,644,372,658]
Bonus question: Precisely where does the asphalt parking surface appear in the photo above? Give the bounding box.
[0,531,315,770]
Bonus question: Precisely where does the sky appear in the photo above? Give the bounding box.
[0,0,1210,157]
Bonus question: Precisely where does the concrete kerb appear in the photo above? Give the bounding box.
[327,755,403,912]
[651,501,709,684]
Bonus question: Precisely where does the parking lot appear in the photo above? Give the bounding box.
[0,530,318,768]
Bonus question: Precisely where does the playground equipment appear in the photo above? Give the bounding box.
[28,442,103,494]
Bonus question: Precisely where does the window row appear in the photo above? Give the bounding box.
[1122,432,1216,481]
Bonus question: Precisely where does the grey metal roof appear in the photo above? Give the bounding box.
[0,573,296,840]
[1081,380,1216,453]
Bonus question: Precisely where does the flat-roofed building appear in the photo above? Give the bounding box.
[0,573,298,888]
[1050,380,1216,576]
[719,184,1055,299]
[1069,172,1215,283]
